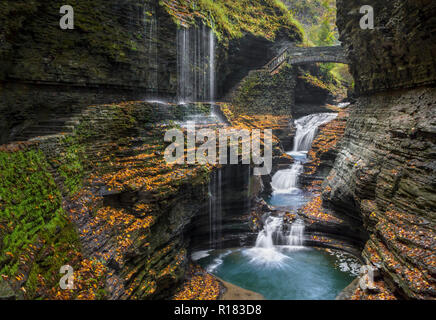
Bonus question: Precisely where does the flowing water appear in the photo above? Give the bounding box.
[197,112,361,300]
[177,25,216,103]
[169,25,358,298]
[174,24,223,128]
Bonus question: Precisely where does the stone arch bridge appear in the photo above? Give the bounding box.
[266,45,349,73]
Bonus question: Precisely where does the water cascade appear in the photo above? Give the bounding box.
[254,216,305,249]
[177,25,216,103]
[271,162,303,194]
[255,113,339,255]
[142,3,159,97]
[287,219,304,247]
[292,113,338,152]
[271,113,338,194]
[196,111,361,299]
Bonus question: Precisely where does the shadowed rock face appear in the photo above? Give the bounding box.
[336,0,436,95]
[0,0,299,144]
[324,0,436,299]
[0,0,178,144]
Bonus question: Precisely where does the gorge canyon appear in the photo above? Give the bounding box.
[0,0,434,301]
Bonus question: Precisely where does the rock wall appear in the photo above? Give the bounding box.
[336,0,436,95]
[229,64,341,118]
[0,0,178,144]
[0,0,303,144]
[0,101,213,300]
[230,64,297,116]
[323,0,436,299]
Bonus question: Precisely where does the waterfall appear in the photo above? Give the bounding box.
[254,216,283,249]
[177,25,216,103]
[249,112,338,260]
[292,113,338,152]
[209,169,223,249]
[287,219,304,247]
[144,4,158,97]
[247,215,305,264]
[271,162,303,193]
[209,28,215,103]
[254,216,305,249]
[270,112,338,194]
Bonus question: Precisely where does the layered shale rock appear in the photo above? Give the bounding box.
[323,0,436,299]
[0,102,214,300]
[0,0,178,144]
[0,0,303,145]
[336,0,436,95]
[230,64,297,116]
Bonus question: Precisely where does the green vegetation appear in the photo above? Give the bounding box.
[161,0,304,42]
[284,0,353,93]
[55,137,86,196]
[284,0,337,46]
[0,147,80,298]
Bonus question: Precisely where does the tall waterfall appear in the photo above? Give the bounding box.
[177,25,216,103]
[209,29,215,102]
[292,113,338,152]
[143,3,158,97]
[209,169,222,249]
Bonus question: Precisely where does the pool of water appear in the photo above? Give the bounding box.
[196,247,360,300]
[266,189,312,208]
[193,114,361,300]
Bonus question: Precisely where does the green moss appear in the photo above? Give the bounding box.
[160,0,304,43]
[56,137,86,196]
[0,147,81,298]
[24,222,80,299]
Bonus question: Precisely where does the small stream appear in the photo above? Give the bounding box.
[194,112,361,300]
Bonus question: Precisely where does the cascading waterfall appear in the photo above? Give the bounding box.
[254,216,305,249]
[271,113,338,194]
[292,113,338,152]
[251,113,339,260]
[254,216,283,249]
[287,219,304,247]
[271,162,303,193]
[177,25,216,104]
[197,109,361,298]
[247,215,305,264]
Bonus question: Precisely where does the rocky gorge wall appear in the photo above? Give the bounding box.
[0,0,303,144]
[322,0,436,299]
[0,0,178,144]
[0,101,215,300]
